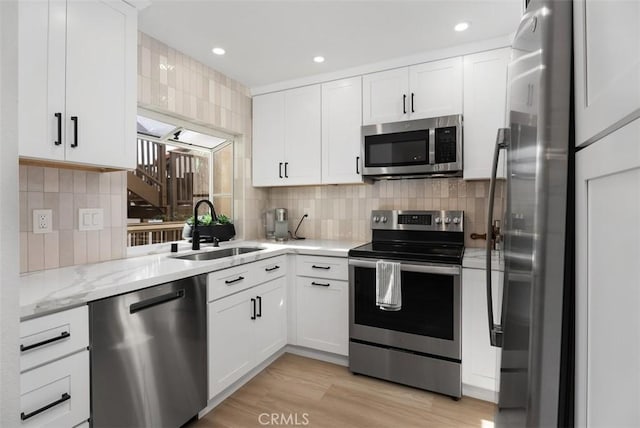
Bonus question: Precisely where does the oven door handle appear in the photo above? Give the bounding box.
[486,128,509,348]
[348,258,460,276]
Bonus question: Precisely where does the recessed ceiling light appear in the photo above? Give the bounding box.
[313,56,325,63]
[212,47,226,55]
[454,22,470,32]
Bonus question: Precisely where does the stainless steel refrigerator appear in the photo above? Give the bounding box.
[485,0,574,426]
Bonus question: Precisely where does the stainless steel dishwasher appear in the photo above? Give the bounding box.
[90,275,207,428]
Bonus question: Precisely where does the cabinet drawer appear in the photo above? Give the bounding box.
[296,255,347,280]
[208,263,259,302]
[20,350,89,428]
[254,256,287,282]
[20,306,89,373]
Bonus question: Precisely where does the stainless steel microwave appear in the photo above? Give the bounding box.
[361,115,462,179]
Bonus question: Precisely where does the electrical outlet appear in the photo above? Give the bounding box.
[33,209,53,234]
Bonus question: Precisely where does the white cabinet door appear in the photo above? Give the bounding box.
[576,118,640,427]
[321,77,363,184]
[409,57,463,119]
[252,91,285,187]
[362,68,409,125]
[253,277,287,363]
[296,277,349,356]
[20,351,89,428]
[208,288,255,399]
[461,267,503,399]
[574,0,640,146]
[64,0,136,169]
[18,0,135,169]
[463,48,510,180]
[283,85,321,185]
[18,0,66,162]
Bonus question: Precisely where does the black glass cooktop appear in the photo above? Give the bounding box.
[349,241,465,265]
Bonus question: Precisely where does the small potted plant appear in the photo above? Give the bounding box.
[183,212,235,242]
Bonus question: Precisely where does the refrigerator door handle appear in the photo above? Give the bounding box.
[486,128,510,348]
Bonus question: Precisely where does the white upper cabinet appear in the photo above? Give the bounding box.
[362,68,409,125]
[18,0,137,169]
[321,77,363,184]
[574,0,640,146]
[252,85,321,187]
[463,48,510,180]
[362,57,463,125]
[409,57,463,120]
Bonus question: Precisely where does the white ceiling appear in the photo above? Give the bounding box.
[139,1,523,89]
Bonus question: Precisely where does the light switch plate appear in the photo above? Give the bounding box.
[78,208,104,231]
[33,209,53,234]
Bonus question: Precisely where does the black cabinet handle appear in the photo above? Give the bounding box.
[251,298,256,320]
[279,162,283,179]
[130,289,184,314]
[403,94,407,114]
[20,331,70,352]
[256,296,262,317]
[411,93,415,113]
[284,162,288,178]
[312,265,330,270]
[54,113,62,146]
[265,265,280,272]
[356,156,360,175]
[225,276,245,285]
[70,116,78,147]
[311,281,330,287]
[21,393,71,421]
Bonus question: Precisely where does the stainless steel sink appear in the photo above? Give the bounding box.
[173,247,264,261]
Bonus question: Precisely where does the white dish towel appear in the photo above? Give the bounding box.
[376,260,402,311]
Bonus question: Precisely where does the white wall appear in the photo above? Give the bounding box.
[0,0,20,425]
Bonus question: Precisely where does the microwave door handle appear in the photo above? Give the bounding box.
[486,128,510,348]
[428,129,436,165]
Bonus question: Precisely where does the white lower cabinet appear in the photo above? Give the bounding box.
[295,256,349,356]
[20,351,89,428]
[19,306,90,428]
[208,276,287,399]
[461,267,503,400]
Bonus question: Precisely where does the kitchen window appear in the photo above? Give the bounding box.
[127,111,234,246]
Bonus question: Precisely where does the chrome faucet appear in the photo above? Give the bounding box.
[192,199,217,251]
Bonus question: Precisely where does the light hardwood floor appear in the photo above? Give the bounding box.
[190,353,496,428]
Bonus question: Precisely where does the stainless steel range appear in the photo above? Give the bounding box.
[348,209,464,398]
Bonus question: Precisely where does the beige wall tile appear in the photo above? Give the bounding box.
[59,230,74,267]
[59,169,73,193]
[73,171,87,194]
[20,232,28,273]
[59,193,73,230]
[86,173,100,194]
[27,234,44,271]
[19,165,28,191]
[86,231,100,264]
[73,230,87,265]
[43,168,59,193]
[27,166,44,192]
[44,232,60,270]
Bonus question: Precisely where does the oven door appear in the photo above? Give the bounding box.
[348,258,461,361]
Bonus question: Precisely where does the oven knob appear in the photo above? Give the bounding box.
[435,217,442,224]
[444,217,452,224]
[381,216,388,223]
[453,217,461,224]
[373,216,380,223]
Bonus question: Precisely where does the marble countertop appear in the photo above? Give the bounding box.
[463,248,504,271]
[20,239,362,320]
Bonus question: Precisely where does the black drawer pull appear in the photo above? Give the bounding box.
[312,265,330,270]
[21,393,71,421]
[279,162,283,179]
[265,265,280,272]
[225,276,245,285]
[54,113,62,145]
[20,331,70,352]
[70,116,78,148]
[256,296,262,317]
[251,298,256,320]
[311,281,330,287]
[356,156,360,174]
[130,289,185,314]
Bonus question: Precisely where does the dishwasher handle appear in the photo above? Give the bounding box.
[130,289,185,314]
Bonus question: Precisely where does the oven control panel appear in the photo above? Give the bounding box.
[371,210,463,232]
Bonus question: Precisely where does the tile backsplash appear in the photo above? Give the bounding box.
[266,178,504,248]
[19,165,127,273]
